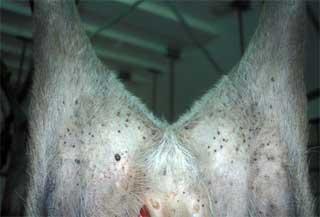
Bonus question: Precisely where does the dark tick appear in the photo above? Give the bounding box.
[115,153,121,161]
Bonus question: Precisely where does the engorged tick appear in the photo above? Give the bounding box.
[115,153,121,161]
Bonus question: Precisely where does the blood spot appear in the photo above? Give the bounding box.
[139,205,150,217]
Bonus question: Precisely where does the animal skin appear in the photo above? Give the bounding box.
[26,0,315,216]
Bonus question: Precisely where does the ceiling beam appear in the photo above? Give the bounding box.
[0,31,166,72]
[84,24,166,54]
[114,0,220,36]
[0,23,31,38]
[0,1,167,54]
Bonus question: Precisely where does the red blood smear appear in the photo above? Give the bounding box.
[139,205,150,217]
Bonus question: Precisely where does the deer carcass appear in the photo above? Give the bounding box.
[26,0,315,216]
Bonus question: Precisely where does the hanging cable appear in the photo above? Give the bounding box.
[90,0,145,41]
[165,1,223,74]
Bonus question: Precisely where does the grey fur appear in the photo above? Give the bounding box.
[26,0,314,216]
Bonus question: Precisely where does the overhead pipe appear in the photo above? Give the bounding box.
[0,1,167,54]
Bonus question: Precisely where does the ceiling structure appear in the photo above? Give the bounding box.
[0,0,249,82]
